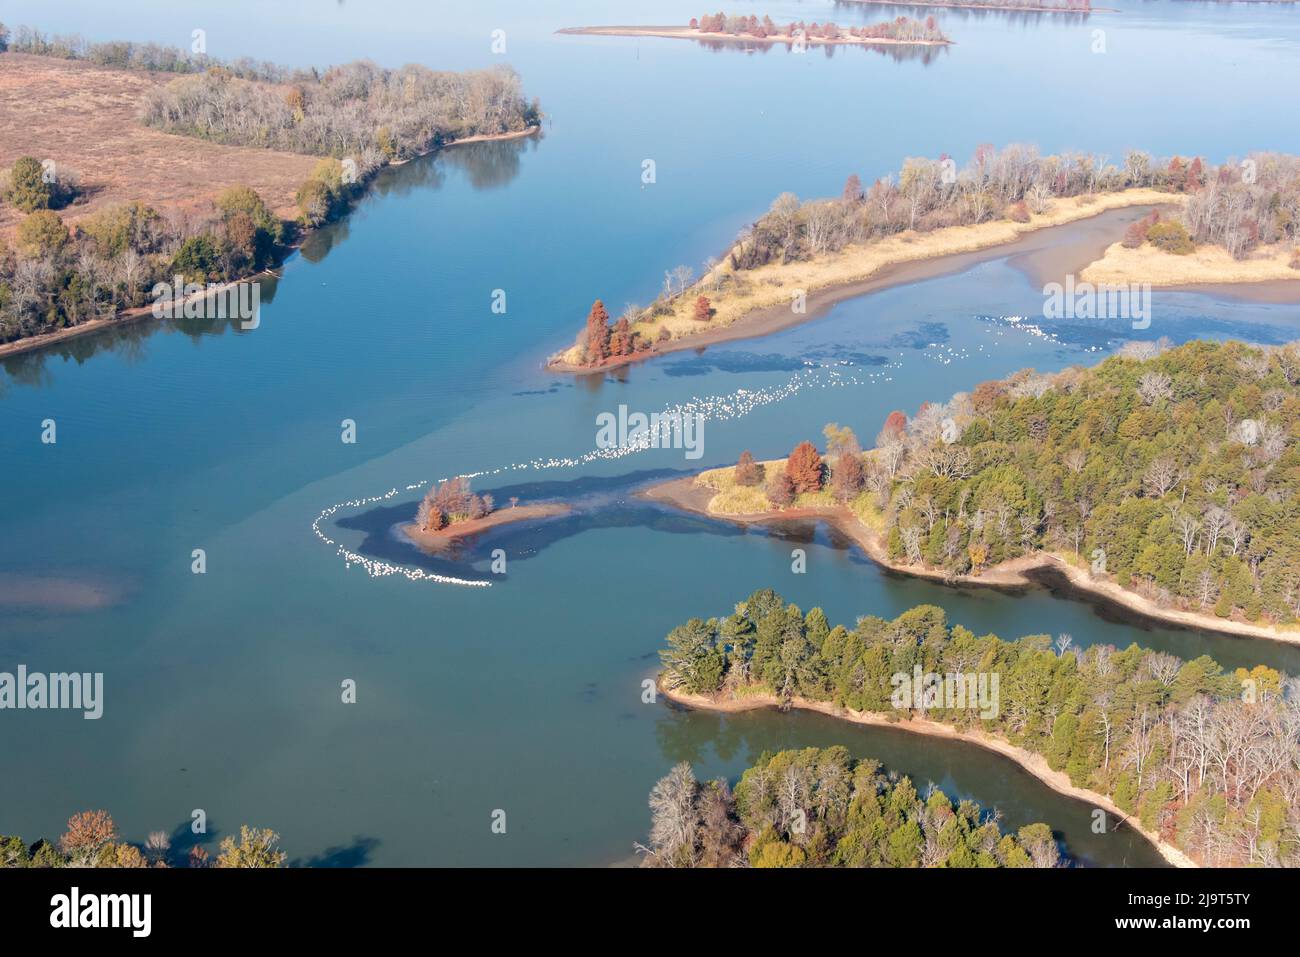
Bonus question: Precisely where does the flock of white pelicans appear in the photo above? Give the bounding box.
[312,316,1051,590]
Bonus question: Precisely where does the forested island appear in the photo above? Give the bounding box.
[0,23,540,351]
[656,589,1298,866]
[647,340,1300,641]
[1,810,286,868]
[640,747,1062,867]
[550,146,1299,372]
[561,14,950,48]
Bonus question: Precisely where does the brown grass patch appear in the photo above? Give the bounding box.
[0,53,317,236]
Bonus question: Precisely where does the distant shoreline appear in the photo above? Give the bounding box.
[658,680,1194,868]
[640,473,1300,647]
[558,25,952,47]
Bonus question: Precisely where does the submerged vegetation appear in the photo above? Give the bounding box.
[641,748,1062,867]
[659,590,1300,866]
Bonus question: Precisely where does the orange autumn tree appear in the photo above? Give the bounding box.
[585,300,610,364]
[785,441,824,494]
[693,295,713,322]
[60,810,118,859]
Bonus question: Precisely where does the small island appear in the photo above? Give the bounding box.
[643,340,1300,644]
[560,13,951,49]
[843,0,1107,12]
[402,477,568,551]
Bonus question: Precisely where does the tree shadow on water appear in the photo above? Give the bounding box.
[290,836,381,868]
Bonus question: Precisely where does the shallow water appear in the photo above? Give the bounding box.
[3,0,1300,866]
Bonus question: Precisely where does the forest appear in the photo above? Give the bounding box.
[640,747,1062,867]
[1,810,285,868]
[710,340,1300,629]
[0,172,292,343]
[659,589,1299,866]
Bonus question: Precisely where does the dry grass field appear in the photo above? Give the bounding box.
[0,53,317,236]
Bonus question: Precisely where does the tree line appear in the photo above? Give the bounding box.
[560,145,1298,368]
[731,147,1296,271]
[140,60,539,165]
[659,589,1300,865]
[641,747,1061,867]
[0,169,289,344]
[715,340,1300,629]
[689,13,948,43]
[866,340,1300,628]
[1,810,286,868]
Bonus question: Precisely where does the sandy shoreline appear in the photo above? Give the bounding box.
[558,25,951,47]
[658,681,1195,868]
[640,474,1300,647]
[0,126,541,361]
[547,192,1175,374]
[400,501,570,551]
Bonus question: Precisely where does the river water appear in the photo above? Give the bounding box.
[3,0,1300,866]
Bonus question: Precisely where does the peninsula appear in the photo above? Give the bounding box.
[655,588,1295,866]
[549,147,1299,374]
[0,24,541,354]
[643,340,1300,645]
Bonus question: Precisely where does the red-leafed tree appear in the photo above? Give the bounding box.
[843,173,863,203]
[585,299,610,364]
[785,440,824,494]
[880,410,907,440]
[693,295,714,322]
[610,316,632,356]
